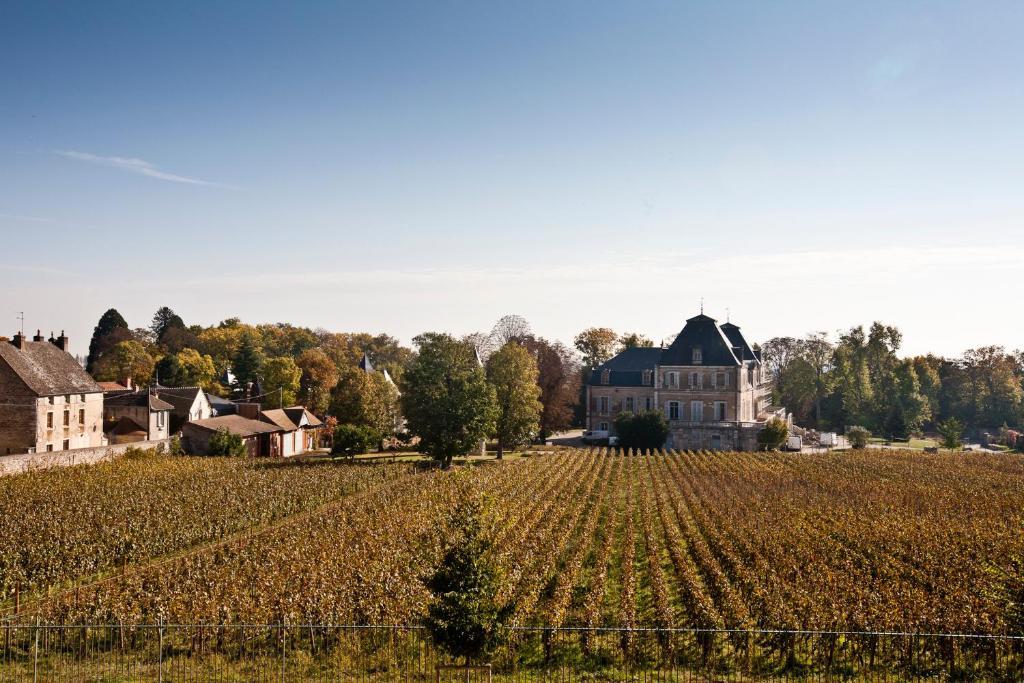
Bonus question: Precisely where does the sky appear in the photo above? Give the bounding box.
[2,1,1023,358]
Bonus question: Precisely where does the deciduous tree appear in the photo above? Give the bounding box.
[486,342,542,458]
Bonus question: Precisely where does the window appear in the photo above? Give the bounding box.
[46,412,53,429]
[599,396,609,414]
[48,396,54,405]
[64,394,71,404]
[667,401,680,420]
[46,444,54,452]
[78,409,85,425]
[600,369,611,385]
[63,411,70,426]
[624,396,634,413]
[599,422,609,431]
[666,372,678,388]
[157,411,166,429]
[62,439,70,450]
[642,369,653,386]
[689,372,702,389]
[690,401,704,422]
[645,397,652,411]
[79,394,86,402]
[714,401,727,421]
[692,347,703,364]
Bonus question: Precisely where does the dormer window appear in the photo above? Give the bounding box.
[692,347,703,364]
[600,369,611,385]
[642,369,653,386]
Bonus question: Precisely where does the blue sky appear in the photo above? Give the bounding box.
[2,1,1022,356]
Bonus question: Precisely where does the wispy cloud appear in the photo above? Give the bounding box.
[0,213,54,223]
[55,150,236,188]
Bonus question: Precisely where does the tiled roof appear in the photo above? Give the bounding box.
[0,340,102,396]
[98,381,131,393]
[259,409,299,432]
[107,415,148,436]
[185,415,283,437]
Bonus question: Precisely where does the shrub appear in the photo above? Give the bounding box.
[847,426,871,449]
[937,417,964,450]
[613,411,669,451]
[332,424,379,458]
[207,428,247,457]
[757,418,789,451]
[167,436,184,456]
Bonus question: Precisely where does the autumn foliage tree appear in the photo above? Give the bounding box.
[486,342,542,458]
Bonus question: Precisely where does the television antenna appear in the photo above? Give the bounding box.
[16,312,24,336]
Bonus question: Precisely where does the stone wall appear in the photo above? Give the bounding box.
[0,438,172,477]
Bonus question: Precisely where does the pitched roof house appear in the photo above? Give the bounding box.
[181,414,285,457]
[586,313,787,451]
[259,407,324,457]
[103,391,174,443]
[0,331,105,455]
[150,385,213,433]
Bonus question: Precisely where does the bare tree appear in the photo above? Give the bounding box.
[489,315,532,348]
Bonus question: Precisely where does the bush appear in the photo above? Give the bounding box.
[937,417,964,450]
[208,428,247,457]
[332,424,380,458]
[757,418,789,451]
[847,426,871,449]
[167,436,184,456]
[613,411,669,451]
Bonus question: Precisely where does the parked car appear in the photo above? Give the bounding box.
[820,432,838,448]
[785,435,802,452]
[582,429,610,445]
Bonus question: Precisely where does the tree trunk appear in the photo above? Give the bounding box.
[496,440,504,460]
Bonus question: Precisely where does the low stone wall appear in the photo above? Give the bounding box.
[0,439,172,476]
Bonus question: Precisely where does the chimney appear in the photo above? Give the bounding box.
[52,330,69,352]
[11,333,25,350]
[32,329,44,342]
[120,376,133,391]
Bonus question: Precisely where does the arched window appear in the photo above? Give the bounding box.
[600,369,611,385]
[692,347,703,364]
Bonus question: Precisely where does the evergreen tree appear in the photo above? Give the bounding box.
[232,332,264,388]
[86,308,129,373]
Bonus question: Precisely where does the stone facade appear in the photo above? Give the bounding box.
[0,333,105,455]
[586,314,786,451]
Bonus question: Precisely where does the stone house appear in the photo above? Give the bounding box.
[181,414,285,457]
[258,407,324,456]
[103,391,174,443]
[586,313,788,451]
[0,331,105,455]
[150,386,213,434]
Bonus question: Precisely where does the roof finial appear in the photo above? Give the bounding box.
[726,307,730,323]
[700,297,704,315]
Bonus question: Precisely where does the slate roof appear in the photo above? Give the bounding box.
[659,314,740,367]
[358,353,374,373]
[151,386,207,417]
[0,340,102,396]
[185,415,283,437]
[587,347,662,387]
[586,314,762,386]
[207,393,237,416]
[104,391,174,411]
[259,408,299,432]
[720,322,759,363]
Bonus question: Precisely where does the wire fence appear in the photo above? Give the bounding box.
[1,622,1023,681]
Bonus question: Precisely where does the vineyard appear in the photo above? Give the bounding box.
[7,448,1023,635]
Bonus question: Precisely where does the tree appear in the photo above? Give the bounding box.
[86,308,130,373]
[296,348,339,414]
[232,332,264,388]
[489,314,532,348]
[521,336,581,441]
[937,417,964,450]
[486,343,542,458]
[331,367,402,438]
[261,356,302,407]
[207,428,247,456]
[847,425,871,449]
[423,487,509,663]
[156,348,217,388]
[757,418,789,451]
[92,340,155,385]
[401,333,498,468]
[151,306,185,341]
[617,332,654,351]
[614,411,669,451]
[573,327,618,369]
[331,424,379,458]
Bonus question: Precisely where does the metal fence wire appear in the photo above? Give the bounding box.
[1,622,1023,681]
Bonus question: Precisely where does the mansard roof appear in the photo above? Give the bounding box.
[720,322,759,363]
[659,314,741,367]
[587,347,661,386]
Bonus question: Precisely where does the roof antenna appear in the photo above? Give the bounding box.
[726,307,730,323]
[700,297,704,315]
[16,312,24,337]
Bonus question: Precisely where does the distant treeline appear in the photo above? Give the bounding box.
[762,323,1023,438]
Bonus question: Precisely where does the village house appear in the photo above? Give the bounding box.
[150,385,213,433]
[586,313,788,451]
[181,406,323,457]
[0,331,105,455]
[103,391,174,444]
